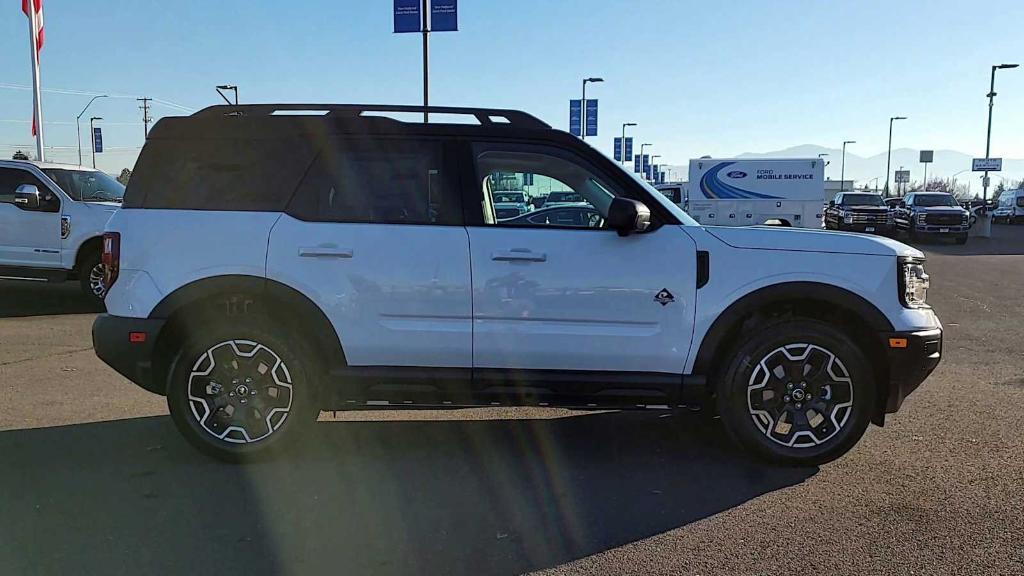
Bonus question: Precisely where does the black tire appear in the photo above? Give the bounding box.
[78,250,107,306]
[955,233,968,245]
[715,318,875,466]
[166,316,321,462]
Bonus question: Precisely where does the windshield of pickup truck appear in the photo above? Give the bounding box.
[44,169,124,203]
[493,192,525,204]
[914,194,960,207]
[841,194,884,206]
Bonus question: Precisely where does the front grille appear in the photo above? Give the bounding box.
[925,213,962,225]
[848,212,890,223]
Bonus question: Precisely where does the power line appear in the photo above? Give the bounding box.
[0,83,195,112]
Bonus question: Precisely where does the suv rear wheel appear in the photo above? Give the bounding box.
[716,318,875,466]
[166,317,320,462]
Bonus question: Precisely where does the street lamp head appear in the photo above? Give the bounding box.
[90,116,102,121]
[818,153,829,157]
[584,77,604,83]
[216,84,236,90]
[844,140,856,145]
[892,116,907,121]
[624,122,637,127]
[996,64,1019,69]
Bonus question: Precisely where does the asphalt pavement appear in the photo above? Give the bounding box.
[1,225,1022,576]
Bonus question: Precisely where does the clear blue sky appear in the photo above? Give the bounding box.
[1,0,1022,176]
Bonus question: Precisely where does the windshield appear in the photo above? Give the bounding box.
[44,169,124,203]
[545,191,584,204]
[841,193,884,206]
[914,194,959,207]
[493,192,525,204]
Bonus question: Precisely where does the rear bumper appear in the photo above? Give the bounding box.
[92,314,166,395]
[881,328,942,414]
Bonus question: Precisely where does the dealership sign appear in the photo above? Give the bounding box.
[972,158,1002,172]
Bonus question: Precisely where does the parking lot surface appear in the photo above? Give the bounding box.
[1,226,1022,576]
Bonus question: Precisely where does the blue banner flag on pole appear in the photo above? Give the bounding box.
[569,100,582,137]
[625,137,633,162]
[634,153,641,173]
[394,0,421,33]
[613,137,622,161]
[92,127,103,153]
[431,0,458,31]
[584,99,598,137]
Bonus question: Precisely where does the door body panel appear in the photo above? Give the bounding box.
[468,225,697,373]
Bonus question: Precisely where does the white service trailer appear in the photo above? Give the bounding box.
[687,158,826,228]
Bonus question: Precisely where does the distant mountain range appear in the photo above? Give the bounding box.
[665,145,1024,192]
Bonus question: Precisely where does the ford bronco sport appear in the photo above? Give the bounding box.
[92,104,942,465]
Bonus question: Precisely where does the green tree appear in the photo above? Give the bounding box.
[117,168,132,186]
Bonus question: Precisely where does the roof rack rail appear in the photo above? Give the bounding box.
[191,104,551,129]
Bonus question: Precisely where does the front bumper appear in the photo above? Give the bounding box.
[880,327,942,414]
[915,223,968,234]
[92,314,167,395]
[839,222,894,234]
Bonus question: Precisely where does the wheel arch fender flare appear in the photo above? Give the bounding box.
[149,274,347,369]
[691,281,894,376]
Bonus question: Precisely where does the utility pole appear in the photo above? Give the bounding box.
[137,97,152,139]
[885,116,907,197]
[581,77,603,141]
[421,0,429,123]
[621,122,636,166]
[841,140,855,192]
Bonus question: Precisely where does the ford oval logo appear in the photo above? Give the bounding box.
[726,170,747,178]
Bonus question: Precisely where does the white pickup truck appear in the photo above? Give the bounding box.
[0,160,122,303]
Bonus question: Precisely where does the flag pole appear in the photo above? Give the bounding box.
[26,1,45,162]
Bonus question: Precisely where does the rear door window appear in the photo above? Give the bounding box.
[287,139,461,225]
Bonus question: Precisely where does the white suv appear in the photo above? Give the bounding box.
[0,160,122,303]
[93,104,943,465]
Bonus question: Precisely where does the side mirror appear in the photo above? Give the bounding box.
[13,184,41,210]
[828,200,835,207]
[607,197,651,237]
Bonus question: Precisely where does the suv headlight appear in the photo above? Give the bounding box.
[899,258,929,308]
[961,212,969,225]
[916,213,927,224]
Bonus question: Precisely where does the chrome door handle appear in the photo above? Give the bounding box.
[491,249,546,262]
[298,246,353,258]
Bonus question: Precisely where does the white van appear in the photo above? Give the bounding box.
[993,189,1024,224]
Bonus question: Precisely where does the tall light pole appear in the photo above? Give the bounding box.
[640,143,652,175]
[76,95,108,167]
[982,63,1018,202]
[841,140,855,192]
[581,77,603,141]
[89,117,102,169]
[651,154,662,183]
[620,122,636,165]
[885,116,907,197]
[216,84,239,106]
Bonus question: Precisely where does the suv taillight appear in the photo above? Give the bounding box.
[102,232,120,291]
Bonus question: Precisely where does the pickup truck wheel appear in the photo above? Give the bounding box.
[78,251,107,305]
[716,319,875,466]
[166,319,320,462]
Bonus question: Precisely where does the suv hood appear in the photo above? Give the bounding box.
[705,225,922,258]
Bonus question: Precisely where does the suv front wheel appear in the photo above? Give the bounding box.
[716,318,875,466]
[166,318,320,462]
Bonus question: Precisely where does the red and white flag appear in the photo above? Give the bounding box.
[23,0,44,136]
